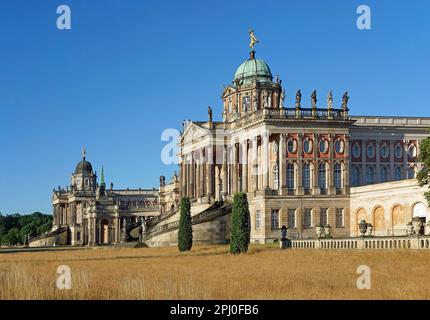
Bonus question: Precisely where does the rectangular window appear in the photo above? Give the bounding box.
[304,208,312,229]
[255,211,262,230]
[320,208,328,226]
[336,208,344,228]
[271,209,279,230]
[287,209,296,228]
[242,96,250,112]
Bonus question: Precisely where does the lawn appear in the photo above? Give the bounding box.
[0,245,429,299]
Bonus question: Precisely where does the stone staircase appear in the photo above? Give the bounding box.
[143,201,232,241]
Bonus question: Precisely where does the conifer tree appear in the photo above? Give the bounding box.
[230,192,250,254]
[178,197,193,252]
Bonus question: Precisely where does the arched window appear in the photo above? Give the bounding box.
[287,163,295,191]
[334,163,342,190]
[366,166,374,185]
[302,163,311,192]
[318,162,327,192]
[408,167,415,179]
[380,166,388,183]
[351,166,360,187]
[273,165,279,190]
[395,166,402,181]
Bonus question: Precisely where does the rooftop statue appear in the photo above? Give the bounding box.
[249,29,259,50]
[327,90,333,110]
[280,89,285,108]
[311,90,317,109]
[295,89,302,108]
[342,91,349,109]
[208,106,213,122]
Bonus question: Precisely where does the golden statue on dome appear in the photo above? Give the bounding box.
[249,29,259,50]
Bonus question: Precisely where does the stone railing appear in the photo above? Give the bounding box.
[283,235,430,250]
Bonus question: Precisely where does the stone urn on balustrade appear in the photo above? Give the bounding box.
[366,223,373,237]
[324,224,332,238]
[359,220,368,237]
[406,221,414,236]
[412,217,423,235]
[316,225,324,239]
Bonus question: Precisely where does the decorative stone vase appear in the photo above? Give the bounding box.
[358,220,368,237]
[366,223,373,237]
[316,225,324,239]
[407,221,414,236]
[324,225,332,238]
[412,218,423,235]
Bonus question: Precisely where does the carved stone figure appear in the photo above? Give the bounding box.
[208,106,213,122]
[327,90,333,110]
[324,224,332,238]
[311,90,317,109]
[280,89,285,108]
[160,175,166,187]
[253,92,258,111]
[295,89,302,109]
[316,225,324,239]
[262,91,268,108]
[342,91,349,109]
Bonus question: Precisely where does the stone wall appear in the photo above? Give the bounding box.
[29,228,69,248]
[350,179,430,237]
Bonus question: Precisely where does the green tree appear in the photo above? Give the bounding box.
[178,197,193,252]
[418,136,430,206]
[230,192,250,254]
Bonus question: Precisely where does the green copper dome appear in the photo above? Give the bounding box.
[233,54,273,85]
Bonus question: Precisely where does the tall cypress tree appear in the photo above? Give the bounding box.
[178,197,193,252]
[230,192,250,254]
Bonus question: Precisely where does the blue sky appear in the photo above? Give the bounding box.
[0,0,429,214]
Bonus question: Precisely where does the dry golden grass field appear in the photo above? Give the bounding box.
[1,244,430,300]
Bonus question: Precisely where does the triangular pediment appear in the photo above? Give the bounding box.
[222,85,237,98]
[181,122,211,144]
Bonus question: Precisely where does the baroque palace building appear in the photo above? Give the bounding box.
[49,149,161,246]
[175,40,430,244]
[32,35,430,247]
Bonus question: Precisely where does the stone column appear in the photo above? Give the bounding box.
[114,214,120,244]
[297,133,304,195]
[403,140,409,179]
[262,132,270,190]
[389,140,395,180]
[344,134,350,189]
[279,134,286,195]
[375,139,381,183]
[241,140,248,193]
[328,134,336,194]
[361,139,367,185]
[199,149,205,199]
[222,144,228,199]
[252,136,259,192]
[232,143,238,194]
[190,153,195,199]
[312,134,320,195]
[206,145,214,201]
